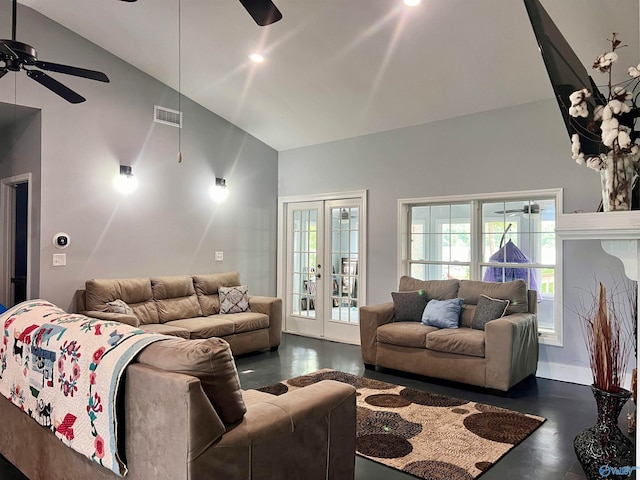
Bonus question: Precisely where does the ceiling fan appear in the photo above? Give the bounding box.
[120,0,283,27]
[0,0,110,104]
[495,203,543,215]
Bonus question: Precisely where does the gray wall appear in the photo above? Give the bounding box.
[0,2,278,310]
[0,107,42,300]
[278,98,634,384]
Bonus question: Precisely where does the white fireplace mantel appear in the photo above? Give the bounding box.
[557,210,640,459]
[556,211,640,281]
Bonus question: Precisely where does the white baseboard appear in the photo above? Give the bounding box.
[537,362,635,389]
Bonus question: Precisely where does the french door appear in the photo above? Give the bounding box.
[281,193,366,344]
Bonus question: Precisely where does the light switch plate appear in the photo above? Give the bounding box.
[53,253,66,267]
[215,251,224,262]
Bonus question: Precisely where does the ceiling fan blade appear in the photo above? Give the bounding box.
[26,70,86,104]
[33,61,110,83]
[238,0,282,26]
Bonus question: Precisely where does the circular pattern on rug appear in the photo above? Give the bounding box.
[403,460,473,480]
[475,461,493,472]
[464,412,541,444]
[358,410,422,439]
[287,370,394,390]
[364,393,412,408]
[399,388,468,407]
[451,408,469,414]
[257,382,288,396]
[357,433,412,459]
[357,406,374,422]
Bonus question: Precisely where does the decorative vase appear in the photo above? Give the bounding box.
[600,154,636,212]
[574,386,634,479]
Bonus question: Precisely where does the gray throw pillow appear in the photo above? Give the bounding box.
[391,290,427,322]
[421,298,464,329]
[471,294,510,330]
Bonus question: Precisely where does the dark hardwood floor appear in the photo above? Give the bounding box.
[1,333,635,479]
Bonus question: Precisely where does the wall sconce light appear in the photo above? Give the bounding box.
[209,177,229,202]
[113,165,139,195]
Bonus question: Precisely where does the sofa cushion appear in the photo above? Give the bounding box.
[219,285,250,314]
[471,294,510,330]
[377,322,438,348]
[151,275,203,323]
[136,337,247,427]
[458,279,528,314]
[165,317,236,339]
[193,272,242,315]
[221,312,269,333]
[426,329,486,358]
[399,276,459,301]
[138,323,191,339]
[85,277,159,325]
[421,298,464,329]
[391,290,427,322]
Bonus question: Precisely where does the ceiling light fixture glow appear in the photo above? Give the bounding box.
[403,0,420,5]
[249,53,265,63]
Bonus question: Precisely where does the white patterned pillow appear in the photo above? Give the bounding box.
[106,299,133,315]
[219,285,250,314]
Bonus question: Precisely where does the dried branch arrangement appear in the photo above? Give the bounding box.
[578,281,635,393]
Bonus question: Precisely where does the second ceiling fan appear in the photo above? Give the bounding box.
[121,0,283,26]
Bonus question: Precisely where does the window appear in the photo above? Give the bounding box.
[400,189,561,345]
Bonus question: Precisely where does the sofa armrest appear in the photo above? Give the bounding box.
[359,302,394,365]
[124,363,227,480]
[208,380,356,480]
[248,296,282,349]
[81,310,140,328]
[484,312,539,391]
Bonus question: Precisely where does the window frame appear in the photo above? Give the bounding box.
[397,188,563,346]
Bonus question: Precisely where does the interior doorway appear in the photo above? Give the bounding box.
[279,191,367,344]
[1,174,31,307]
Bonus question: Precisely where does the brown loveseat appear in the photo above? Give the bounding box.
[359,277,538,392]
[0,336,357,480]
[75,272,282,355]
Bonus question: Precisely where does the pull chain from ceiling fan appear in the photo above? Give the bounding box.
[177,0,182,163]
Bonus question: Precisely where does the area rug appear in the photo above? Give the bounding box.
[257,369,545,480]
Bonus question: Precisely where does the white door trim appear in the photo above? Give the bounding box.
[0,173,32,307]
[278,190,367,344]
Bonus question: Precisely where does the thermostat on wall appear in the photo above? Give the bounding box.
[53,232,70,249]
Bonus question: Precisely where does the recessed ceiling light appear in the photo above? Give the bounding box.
[404,0,420,5]
[249,53,265,63]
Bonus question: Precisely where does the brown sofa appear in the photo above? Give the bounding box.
[359,277,538,391]
[75,272,282,355]
[0,336,357,480]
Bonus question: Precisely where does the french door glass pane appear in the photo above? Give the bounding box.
[291,208,317,318]
[331,207,359,324]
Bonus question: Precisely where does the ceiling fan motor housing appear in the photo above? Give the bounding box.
[0,40,37,65]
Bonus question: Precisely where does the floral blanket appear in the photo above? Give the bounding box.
[0,300,169,476]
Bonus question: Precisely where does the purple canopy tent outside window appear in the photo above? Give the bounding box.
[482,224,539,292]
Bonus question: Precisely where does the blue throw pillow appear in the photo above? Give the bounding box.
[0,303,6,314]
[421,298,464,329]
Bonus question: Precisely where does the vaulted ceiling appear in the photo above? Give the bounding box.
[12,0,640,151]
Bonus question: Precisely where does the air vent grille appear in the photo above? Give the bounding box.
[154,105,182,128]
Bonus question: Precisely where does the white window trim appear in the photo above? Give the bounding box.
[397,188,563,347]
